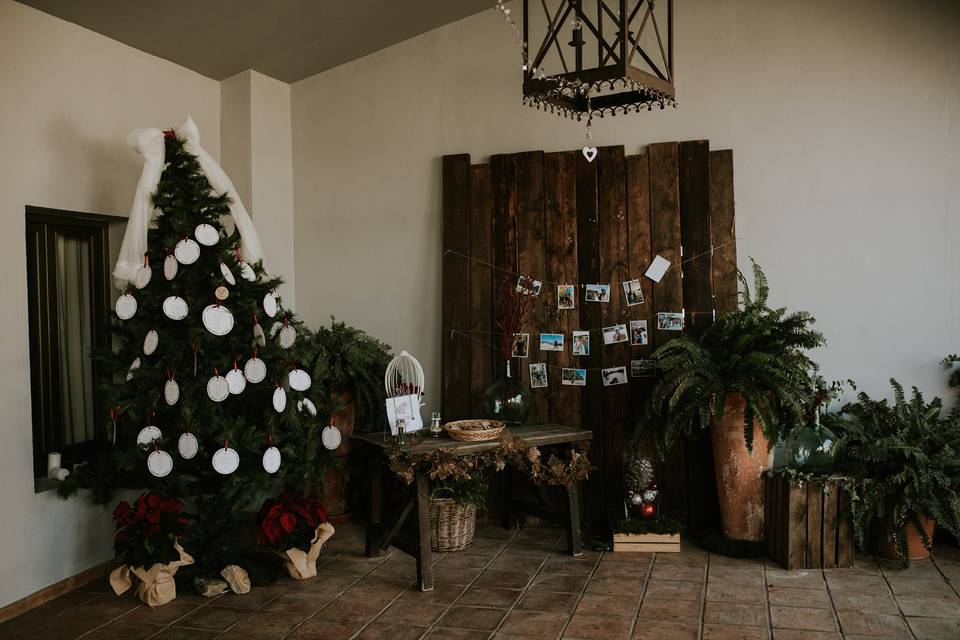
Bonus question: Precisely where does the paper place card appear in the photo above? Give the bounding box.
[644,255,671,283]
[386,393,424,435]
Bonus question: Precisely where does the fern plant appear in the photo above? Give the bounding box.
[647,259,824,451]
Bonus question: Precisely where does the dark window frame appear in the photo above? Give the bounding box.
[25,206,123,480]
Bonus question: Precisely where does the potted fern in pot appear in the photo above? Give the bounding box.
[647,260,824,541]
[830,379,960,560]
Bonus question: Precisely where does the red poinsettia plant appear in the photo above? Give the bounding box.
[113,492,190,569]
[255,492,329,552]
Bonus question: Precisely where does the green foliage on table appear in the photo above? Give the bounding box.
[645,259,825,451]
[613,516,682,535]
[830,379,960,559]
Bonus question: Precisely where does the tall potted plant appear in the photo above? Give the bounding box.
[647,261,824,541]
[830,379,960,560]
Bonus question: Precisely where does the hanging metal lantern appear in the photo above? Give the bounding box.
[518,0,675,119]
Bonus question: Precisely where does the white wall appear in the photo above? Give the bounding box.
[291,0,960,415]
[0,0,221,608]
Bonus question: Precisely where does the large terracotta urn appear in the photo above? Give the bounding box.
[873,513,936,560]
[323,391,356,523]
[710,394,773,541]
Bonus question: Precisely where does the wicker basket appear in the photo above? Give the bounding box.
[443,419,506,442]
[429,498,477,552]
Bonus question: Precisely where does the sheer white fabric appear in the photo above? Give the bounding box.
[56,234,95,444]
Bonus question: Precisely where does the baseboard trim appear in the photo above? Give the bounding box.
[0,560,116,624]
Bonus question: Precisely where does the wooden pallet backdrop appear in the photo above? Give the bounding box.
[441,141,737,528]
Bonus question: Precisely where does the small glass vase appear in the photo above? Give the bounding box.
[481,361,531,425]
[784,413,836,472]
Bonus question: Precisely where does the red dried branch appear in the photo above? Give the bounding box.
[495,277,534,362]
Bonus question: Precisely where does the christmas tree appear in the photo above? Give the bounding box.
[63,125,334,576]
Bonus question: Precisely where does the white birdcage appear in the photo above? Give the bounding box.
[385,350,425,400]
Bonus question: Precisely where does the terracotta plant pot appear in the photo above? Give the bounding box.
[323,391,355,524]
[873,513,936,560]
[709,394,773,541]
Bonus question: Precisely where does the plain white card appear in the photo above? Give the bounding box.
[644,254,671,283]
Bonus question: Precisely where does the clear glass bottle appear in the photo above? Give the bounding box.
[430,412,442,438]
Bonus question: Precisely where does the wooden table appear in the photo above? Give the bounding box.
[352,423,592,591]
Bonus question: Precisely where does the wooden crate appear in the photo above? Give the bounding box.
[765,475,854,569]
[613,532,681,553]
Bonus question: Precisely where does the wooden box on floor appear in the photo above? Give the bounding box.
[613,532,681,553]
[765,474,854,569]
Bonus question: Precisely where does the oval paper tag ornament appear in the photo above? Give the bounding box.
[322,425,343,451]
[244,357,266,384]
[202,304,234,336]
[226,367,246,395]
[164,379,180,406]
[297,398,317,417]
[288,368,311,392]
[164,254,179,280]
[178,432,198,459]
[278,325,297,349]
[147,450,174,478]
[207,373,229,402]
[137,425,162,446]
[115,293,137,320]
[126,357,141,381]
[262,446,281,474]
[143,329,159,356]
[220,262,236,286]
[239,261,256,282]
[212,446,239,475]
[134,265,152,290]
[263,292,279,318]
[174,238,200,264]
[194,223,219,246]
[253,322,266,347]
[162,296,189,320]
[272,386,287,413]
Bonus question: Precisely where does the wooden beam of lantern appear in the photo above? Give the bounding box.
[522,0,675,119]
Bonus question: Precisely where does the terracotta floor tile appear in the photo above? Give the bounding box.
[426,629,491,640]
[765,570,825,590]
[434,568,484,586]
[836,609,912,638]
[584,577,645,597]
[631,620,698,640]
[828,590,899,614]
[907,615,960,640]
[541,558,597,576]
[516,591,580,613]
[574,594,639,618]
[354,622,429,640]
[702,601,767,627]
[654,550,707,566]
[228,610,307,637]
[641,580,701,600]
[120,600,201,625]
[174,606,248,631]
[438,605,507,631]
[823,573,886,593]
[399,583,468,604]
[377,600,448,625]
[887,576,956,596]
[896,593,960,617]
[770,605,836,632]
[19,611,111,640]
[707,582,765,604]
[459,586,521,609]
[529,574,589,594]
[145,628,219,640]
[767,585,831,608]
[437,553,497,571]
[771,631,840,640]
[260,592,334,614]
[345,577,410,599]
[599,552,654,564]
[489,555,547,575]
[593,563,648,579]
[289,617,364,640]
[636,598,700,622]
[82,621,164,640]
[701,623,768,640]
[317,596,391,621]
[650,564,705,582]
[291,573,357,594]
[561,613,633,639]
[498,610,570,637]
[474,571,533,590]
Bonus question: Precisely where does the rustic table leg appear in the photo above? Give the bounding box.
[415,470,434,591]
[565,478,584,556]
[501,465,513,530]
[365,453,383,558]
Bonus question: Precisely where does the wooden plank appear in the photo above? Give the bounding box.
[806,482,823,569]
[441,154,471,421]
[544,152,580,429]
[709,150,737,315]
[678,140,713,334]
[837,486,855,567]
[613,541,681,553]
[516,151,548,422]
[821,486,839,569]
[468,164,493,416]
[765,476,775,562]
[490,154,519,381]
[414,471,434,591]
[787,480,807,570]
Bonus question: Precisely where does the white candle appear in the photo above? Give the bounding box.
[47,452,61,473]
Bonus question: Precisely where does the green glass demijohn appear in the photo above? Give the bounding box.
[481,360,531,425]
[784,412,836,472]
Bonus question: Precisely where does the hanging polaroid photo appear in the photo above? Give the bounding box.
[657,312,685,331]
[539,333,565,352]
[602,366,628,387]
[516,275,542,296]
[557,284,576,310]
[572,331,590,356]
[529,363,548,388]
[602,324,629,345]
[623,279,645,306]
[561,368,587,386]
[645,254,671,283]
[584,284,611,303]
[631,359,658,378]
[512,333,530,358]
[630,320,648,346]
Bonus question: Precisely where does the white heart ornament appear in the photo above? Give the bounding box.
[272,386,287,413]
[115,294,137,320]
[212,447,239,475]
[126,357,141,381]
[322,425,343,451]
[134,265,152,289]
[137,425,162,446]
[178,432,198,459]
[297,398,317,417]
[278,325,296,349]
[162,296,189,320]
[244,357,267,384]
[207,374,229,402]
[147,450,174,478]
[174,238,200,265]
[220,262,236,286]
[288,368,311,392]
[164,379,180,405]
[202,304,234,336]
[143,330,159,356]
[582,146,598,163]
[262,446,281,474]
[239,261,256,281]
[263,292,279,318]
[163,254,179,280]
[194,223,219,246]
[226,368,246,395]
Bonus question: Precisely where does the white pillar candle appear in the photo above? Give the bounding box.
[47,452,61,473]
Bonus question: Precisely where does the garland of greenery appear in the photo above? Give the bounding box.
[613,516,682,535]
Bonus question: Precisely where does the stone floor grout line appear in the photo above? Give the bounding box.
[699,552,710,640]
[623,548,657,640]
[822,558,863,640]
[877,561,921,640]
[554,542,608,639]
[760,557,773,640]
[931,554,960,600]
